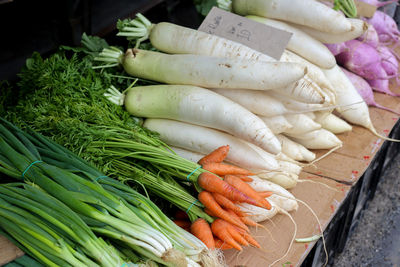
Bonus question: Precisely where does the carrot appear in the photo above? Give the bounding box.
[212,192,243,215]
[234,226,261,248]
[173,219,191,230]
[224,175,272,210]
[258,191,274,198]
[202,162,254,176]
[174,210,190,220]
[197,172,259,206]
[198,191,249,231]
[198,145,230,165]
[190,218,215,249]
[211,219,243,251]
[230,174,254,182]
[214,238,234,250]
[214,219,249,247]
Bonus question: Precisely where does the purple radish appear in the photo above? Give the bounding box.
[366,10,400,45]
[325,43,347,56]
[367,78,400,96]
[357,23,380,48]
[336,39,391,80]
[377,44,399,79]
[357,0,398,7]
[341,67,400,115]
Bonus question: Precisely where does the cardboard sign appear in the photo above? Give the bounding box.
[198,7,292,60]
[316,0,376,18]
[355,1,377,18]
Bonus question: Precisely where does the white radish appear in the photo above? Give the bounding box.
[277,134,316,162]
[247,176,298,212]
[101,48,306,91]
[314,112,352,134]
[237,202,279,223]
[257,172,298,189]
[229,0,352,34]
[322,65,400,142]
[290,18,368,44]
[210,88,292,116]
[117,16,334,104]
[283,114,322,135]
[285,129,342,150]
[108,85,282,154]
[143,118,280,170]
[258,115,293,134]
[170,146,204,163]
[246,15,336,69]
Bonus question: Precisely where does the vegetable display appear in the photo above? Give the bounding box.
[2,0,400,266]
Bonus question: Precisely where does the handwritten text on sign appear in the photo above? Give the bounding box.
[198,7,292,60]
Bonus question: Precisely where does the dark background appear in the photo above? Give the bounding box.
[0,0,203,82]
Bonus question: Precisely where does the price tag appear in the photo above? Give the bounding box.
[198,7,292,60]
[355,1,377,18]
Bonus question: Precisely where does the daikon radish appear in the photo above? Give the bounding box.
[211,88,290,117]
[290,18,368,44]
[170,146,204,163]
[314,113,352,134]
[247,176,298,212]
[258,115,293,134]
[246,15,336,69]
[229,0,352,34]
[322,65,400,141]
[143,118,280,170]
[96,48,306,91]
[108,85,281,154]
[257,172,298,189]
[283,114,322,135]
[117,15,333,104]
[285,129,342,149]
[277,135,316,162]
[237,203,278,223]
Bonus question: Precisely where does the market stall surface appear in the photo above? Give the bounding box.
[333,151,400,266]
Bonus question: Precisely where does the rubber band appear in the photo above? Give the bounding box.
[186,165,201,181]
[95,176,108,182]
[22,160,43,178]
[186,199,199,214]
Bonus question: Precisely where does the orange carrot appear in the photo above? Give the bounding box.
[230,174,254,182]
[174,210,190,220]
[258,191,274,198]
[225,209,250,230]
[198,191,249,231]
[173,219,191,230]
[214,219,249,246]
[198,145,230,165]
[234,226,261,248]
[211,219,243,251]
[212,192,244,215]
[190,218,215,249]
[214,238,234,250]
[197,172,259,206]
[224,175,272,210]
[202,162,254,176]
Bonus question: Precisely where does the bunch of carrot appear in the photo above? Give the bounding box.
[174,145,273,251]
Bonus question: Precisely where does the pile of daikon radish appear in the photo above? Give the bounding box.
[96,0,395,247]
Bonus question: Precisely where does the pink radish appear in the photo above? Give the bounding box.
[365,10,400,45]
[341,67,400,115]
[357,23,380,48]
[357,0,398,7]
[367,78,400,96]
[336,39,391,80]
[377,45,399,79]
[325,43,347,56]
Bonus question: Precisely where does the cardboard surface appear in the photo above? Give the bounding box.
[0,236,23,265]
